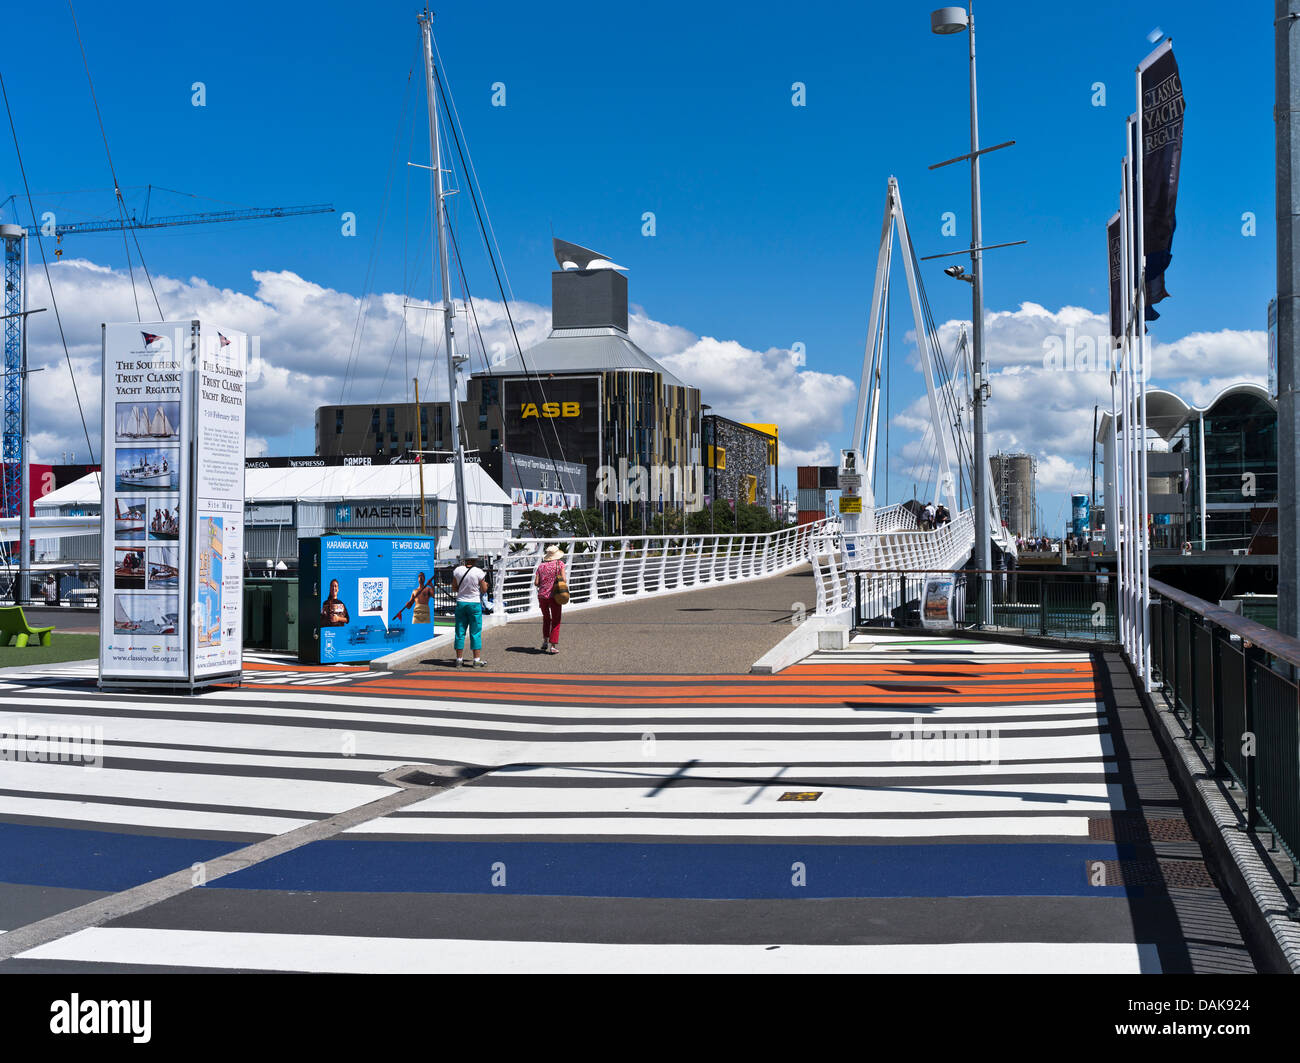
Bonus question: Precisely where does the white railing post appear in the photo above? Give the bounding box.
[635,537,648,595]
[614,539,628,601]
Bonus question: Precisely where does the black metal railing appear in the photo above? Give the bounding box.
[854,568,1119,642]
[1149,578,1300,879]
[427,560,499,617]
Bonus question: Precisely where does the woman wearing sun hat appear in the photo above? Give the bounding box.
[533,544,568,655]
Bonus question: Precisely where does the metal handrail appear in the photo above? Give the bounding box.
[1150,577,1300,672]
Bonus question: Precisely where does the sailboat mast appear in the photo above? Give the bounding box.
[419,10,471,559]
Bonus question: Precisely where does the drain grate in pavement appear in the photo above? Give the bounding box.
[1088,858,1215,888]
[1088,814,1195,842]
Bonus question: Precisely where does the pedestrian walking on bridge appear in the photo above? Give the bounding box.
[534,545,568,655]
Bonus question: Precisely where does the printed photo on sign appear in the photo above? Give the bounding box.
[113,497,149,542]
[114,547,146,589]
[196,517,223,648]
[146,546,179,589]
[320,579,350,627]
[115,446,178,492]
[147,499,180,541]
[394,571,436,626]
[923,579,953,624]
[115,400,180,443]
[113,593,179,636]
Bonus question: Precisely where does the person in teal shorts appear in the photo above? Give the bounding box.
[451,556,489,667]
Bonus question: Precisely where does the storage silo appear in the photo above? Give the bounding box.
[991,452,1036,537]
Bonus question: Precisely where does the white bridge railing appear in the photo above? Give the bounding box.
[811,508,980,619]
[872,502,919,533]
[492,520,830,619]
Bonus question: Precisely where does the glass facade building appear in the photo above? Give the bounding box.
[1097,383,1278,554]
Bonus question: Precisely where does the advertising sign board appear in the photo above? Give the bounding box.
[99,320,246,688]
[298,535,437,664]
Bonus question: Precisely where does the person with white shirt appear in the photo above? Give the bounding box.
[450,556,489,667]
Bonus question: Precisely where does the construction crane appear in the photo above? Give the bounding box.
[0,195,334,521]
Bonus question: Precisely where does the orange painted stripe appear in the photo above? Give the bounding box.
[334,686,1099,705]
[235,682,1099,705]
[357,675,1097,696]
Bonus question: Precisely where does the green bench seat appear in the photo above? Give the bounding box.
[0,606,54,648]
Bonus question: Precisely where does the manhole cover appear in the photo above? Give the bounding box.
[1087,858,1214,888]
[1089,815,1195,842]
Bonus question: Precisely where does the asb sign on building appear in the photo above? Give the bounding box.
[298,535,437,664]
[99,321,247,688]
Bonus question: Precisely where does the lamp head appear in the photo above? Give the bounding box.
[931,6,969,34]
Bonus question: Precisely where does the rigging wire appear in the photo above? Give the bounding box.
[0,69,98,475]
[339,50,418,406]
[68,1,162,320]
[429,49,594,538]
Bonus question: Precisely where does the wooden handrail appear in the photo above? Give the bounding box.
[1149,577,1300,671]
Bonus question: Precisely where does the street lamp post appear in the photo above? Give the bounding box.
[932,3,993,625]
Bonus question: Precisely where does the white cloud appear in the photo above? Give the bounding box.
[22,256,1259,535]
[888,302,1271,531]
[19,257,856,470]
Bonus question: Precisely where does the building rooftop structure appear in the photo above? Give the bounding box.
[39,461,511,508]
[485,326,689,388]
[36,460,514,565]
[1095,382,1277,554]
[1095,382,1275,443]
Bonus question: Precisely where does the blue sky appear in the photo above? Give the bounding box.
[1,0,1277,531]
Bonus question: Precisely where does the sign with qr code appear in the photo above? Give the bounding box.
[299,535,437,663]
[359,578,386,613]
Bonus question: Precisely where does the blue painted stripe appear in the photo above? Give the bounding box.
[0,822,242,893]
[214,839,1129,899]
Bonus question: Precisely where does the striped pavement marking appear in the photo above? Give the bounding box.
[0,635,1178,972]
[9,928,1160,974]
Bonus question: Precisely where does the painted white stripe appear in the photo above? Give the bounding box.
[0,691,1107,732]
[393,780,1124,817]
[0,757,1121,819]
[0,700,1106,740]
[0,795,305,835]
[345,814,1097,838]
[0,794,1094,840]
[0,762,389,814]
[471,761,1118,782]
[0,733,1115,785]
[12,927,1159,973]
[0,735,1117,778]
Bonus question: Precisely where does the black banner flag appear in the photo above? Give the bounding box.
[1107,213,1122,348]
[1139,42,1185,317]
